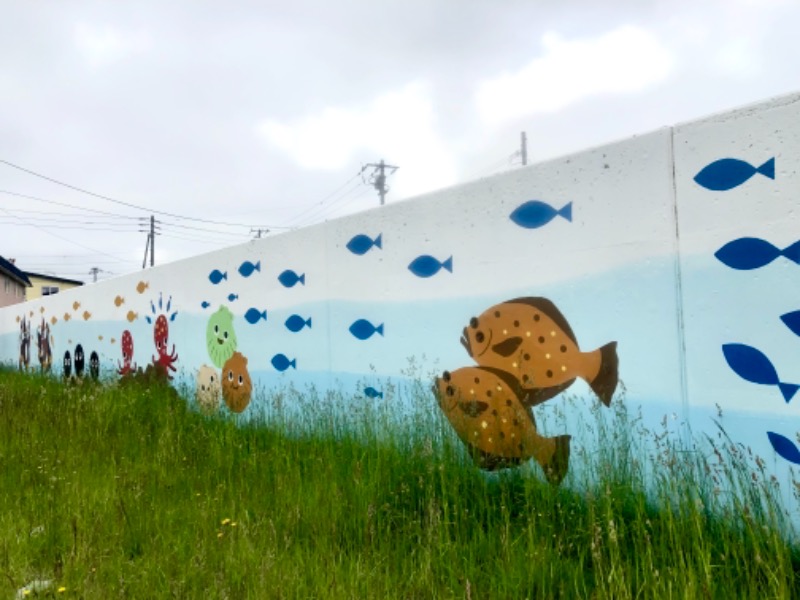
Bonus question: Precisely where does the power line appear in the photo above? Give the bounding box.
[291,179,367,228]
[283,170,364,228]
[0,159,279,229]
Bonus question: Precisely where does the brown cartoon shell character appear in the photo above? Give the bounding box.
[222,352,252,413]
[434,366,570,483]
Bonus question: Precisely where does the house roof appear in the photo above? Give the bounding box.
[0,256,32,287]
[24,271,85,286]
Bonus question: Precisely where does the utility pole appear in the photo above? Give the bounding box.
[140,215,158,268]
[520,131,528,166]
[363,160,399,206]
[89,267,101,282]
[250,228,269,239]
[150,215,155,267]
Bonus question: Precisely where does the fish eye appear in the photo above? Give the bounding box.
[475,331,485,343]
[228,371,233,381]
[238,375,243,385]
[446,385,455,397]
[469,317,478,329]
[442,370,451,382]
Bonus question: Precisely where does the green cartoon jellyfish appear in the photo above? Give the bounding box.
[206,306,238,368]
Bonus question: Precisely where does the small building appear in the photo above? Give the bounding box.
[0,256,32,307]
[24,271,84,301]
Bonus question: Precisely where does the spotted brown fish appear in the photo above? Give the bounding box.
[461,297,618,406]
[434,366,570,483]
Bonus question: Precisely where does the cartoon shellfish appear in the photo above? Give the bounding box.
[434,366,570,482]
[460,297,618,406]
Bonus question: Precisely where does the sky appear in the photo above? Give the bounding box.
[1,0,799,283]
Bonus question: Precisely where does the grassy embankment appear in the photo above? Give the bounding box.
[0,368,799,598]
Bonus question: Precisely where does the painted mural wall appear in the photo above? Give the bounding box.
[2,93,800,496]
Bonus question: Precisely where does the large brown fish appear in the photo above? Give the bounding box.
[461,297,618,406]
[434,366,570,483]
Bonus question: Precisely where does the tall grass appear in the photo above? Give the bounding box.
[0,368,798,598]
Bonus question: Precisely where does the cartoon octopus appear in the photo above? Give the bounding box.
[118,330,137,376]
[152,314,178,377]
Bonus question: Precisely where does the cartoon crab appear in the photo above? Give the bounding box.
[118,330,137,376]
[152,314,178,377]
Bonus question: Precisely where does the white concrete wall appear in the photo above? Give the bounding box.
[2,92,799,493]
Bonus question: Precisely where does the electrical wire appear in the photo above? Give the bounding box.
[0,159,280,229]
[282,170,364,227]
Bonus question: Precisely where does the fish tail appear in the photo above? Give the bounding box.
[255,261,261,272]
[374,234,382,249]
[559,202,573,222]
[778,382,799,403]
[289,359,297,369]
[543,434,571,485]
[442,256,453,273]
[299,273,306,284]
[306,318,312,328]
[757,157,775,180]
[781,240,800,265]
[222,272,228,280]
[377,391,383,399]
[376,323,384,336]
[589,342,619,407]
[261,310,267,321]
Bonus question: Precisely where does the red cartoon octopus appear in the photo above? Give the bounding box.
[117,330,137,376]
[152,314,178,377]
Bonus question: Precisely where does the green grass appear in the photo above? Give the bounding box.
[0,369,799,598]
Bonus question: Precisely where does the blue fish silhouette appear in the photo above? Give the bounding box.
[715,238,800,270]
[408,255,452,278]
[781,310,800,338]
[209,269,227,285]
[201,301,210,309]
[271,353,296,372]
[722,343,799,402]
[285,314,312,332]
[227,294,239,302]
[238,260,260,278]
[510,200,572,229]
[694,157,774,191]
[347,233,382,255]
[767,431,800,465]
[364,386,383,399]
[349,319,384,340]
[278,269,305,288]
[244,308,267,324]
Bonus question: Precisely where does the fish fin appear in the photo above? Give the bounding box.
[542,434,571,485]
[442,256,453,273]
[559,202,573,222]
[376,323,384,336]
[475,366,526,398]
[472,448,522,471]
[522,380,575,407]
[589,342,618,407]
[779,382,799,403]
[506,297,578,345]
[758,157,775,180]
[782,240,800,266]
[458,400,489,417]
[780,311,800,337]
[374,234,382,249]
[491,337,523,357]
